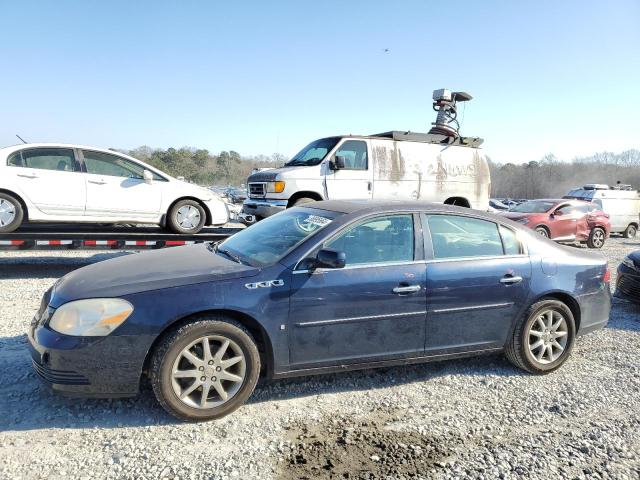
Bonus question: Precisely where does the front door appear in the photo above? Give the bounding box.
[324,139,373,200]
[288,214,426,367]
[7,147,86,216]
[424,214,532,353]
[548,203,579,240]
[81,150,162,220]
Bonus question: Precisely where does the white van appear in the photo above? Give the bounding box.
[564,184,640,238]
[241,131,490,221]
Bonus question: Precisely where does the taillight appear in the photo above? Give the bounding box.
[603,268,611,283]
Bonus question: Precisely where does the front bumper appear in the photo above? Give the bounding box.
[28,322,154,398]
[242,198,288,219]
[615,264,640,304]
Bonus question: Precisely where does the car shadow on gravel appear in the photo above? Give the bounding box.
[0,252,132,279]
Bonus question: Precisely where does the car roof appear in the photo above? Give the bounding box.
[304,199,505,220]
[0,143,132,158]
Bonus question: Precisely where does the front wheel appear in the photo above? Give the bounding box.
[167,200,206,234]
[505,299,576,374]
[587,227,606,249]
[0,193,24,233]
[150,318,261,421]
[535,226,549,238]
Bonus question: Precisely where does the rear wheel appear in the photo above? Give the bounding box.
[167,199,206,234]
[505,299,576,374]
[0,193,24,233]
[623,224,637,239]
[535,226,549,238]
[150,317,260,421]
[587,227,606,248]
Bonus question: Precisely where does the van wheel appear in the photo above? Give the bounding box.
[0,193,24,233]
[624,224,637,239]
[292,197,315,206]
[167,200,206,234]
[505,299,576,374]
[587,227,606,248]
[150,317,261,421]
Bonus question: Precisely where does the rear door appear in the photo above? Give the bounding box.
[424,214,531,353]
[6,147,85,216]
[81,150,163,220]
[288,213,426,367]
[324,139,373,200]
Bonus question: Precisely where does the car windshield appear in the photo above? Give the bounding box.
[215,207,339,266]
[510,201,556,213]
[284,138,340,167]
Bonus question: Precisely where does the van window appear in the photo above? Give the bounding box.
[326,214,414,265]
[334,140,368,170]
[427,215,504,259]
[21,148,77,172]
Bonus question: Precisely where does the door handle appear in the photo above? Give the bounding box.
[17,173,38,179]
[500,275,523,285]
[88,179,106,185]
[393,285,421,294]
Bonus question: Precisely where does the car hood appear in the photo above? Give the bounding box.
[49,244,259,307]
[500,212,534,221]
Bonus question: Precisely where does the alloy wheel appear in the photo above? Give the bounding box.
[592,229,605,248]
[527,309,568,365]
[171,335,246,409]
[0,198,16,227]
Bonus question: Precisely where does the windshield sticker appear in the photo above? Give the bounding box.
[305,215,331,227]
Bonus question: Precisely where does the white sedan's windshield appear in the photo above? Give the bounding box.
[216,208,338,266]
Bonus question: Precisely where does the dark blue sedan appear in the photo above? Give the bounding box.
[28,201,611,421]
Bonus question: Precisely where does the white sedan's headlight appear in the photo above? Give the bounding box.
[622,257,637,270]
[49,299,133,336]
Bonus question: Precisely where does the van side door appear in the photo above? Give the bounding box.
[324,139,373,200]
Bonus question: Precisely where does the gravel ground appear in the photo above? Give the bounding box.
[0,239,639,479]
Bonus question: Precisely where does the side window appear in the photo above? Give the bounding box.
[334,140,368,170]
[83,151,145,179]
[326,214,414,265]
[499,225,522,255]
[555,204,577,216]
[427,215,504,259]
[7,152,23,167]
[21,148,76,172]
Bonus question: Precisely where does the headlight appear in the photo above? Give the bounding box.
[622,257,637,270]
[49,299,133,336]
[265,181,285,193]
[516,218,530,225]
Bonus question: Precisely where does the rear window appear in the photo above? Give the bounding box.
[7,152,22,167]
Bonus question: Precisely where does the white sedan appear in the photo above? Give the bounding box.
[0,144,228,233]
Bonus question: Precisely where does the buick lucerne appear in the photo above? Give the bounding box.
[28,201,611,421]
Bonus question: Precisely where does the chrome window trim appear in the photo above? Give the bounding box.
[295,310,427,327]
[293,259,426,275]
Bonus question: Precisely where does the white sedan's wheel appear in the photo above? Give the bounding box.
[167,200,206,234]
[0,193,24,233]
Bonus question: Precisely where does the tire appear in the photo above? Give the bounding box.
[587,227,606,249]
[292,197,316,206]
[505,299,576,374]
[623,224,637,239]
[0,192,24,233]
[150,317,261,421]
[167,199,206,234]
[534,226,549,238]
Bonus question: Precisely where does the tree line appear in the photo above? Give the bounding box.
[489,149,640,199]
[125,145,640,199]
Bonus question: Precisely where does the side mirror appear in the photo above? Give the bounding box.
[315,248,346,269]
[143,169,154,184]
[553,210,563,217]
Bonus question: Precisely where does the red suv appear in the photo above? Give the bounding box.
[501,199,611,248]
